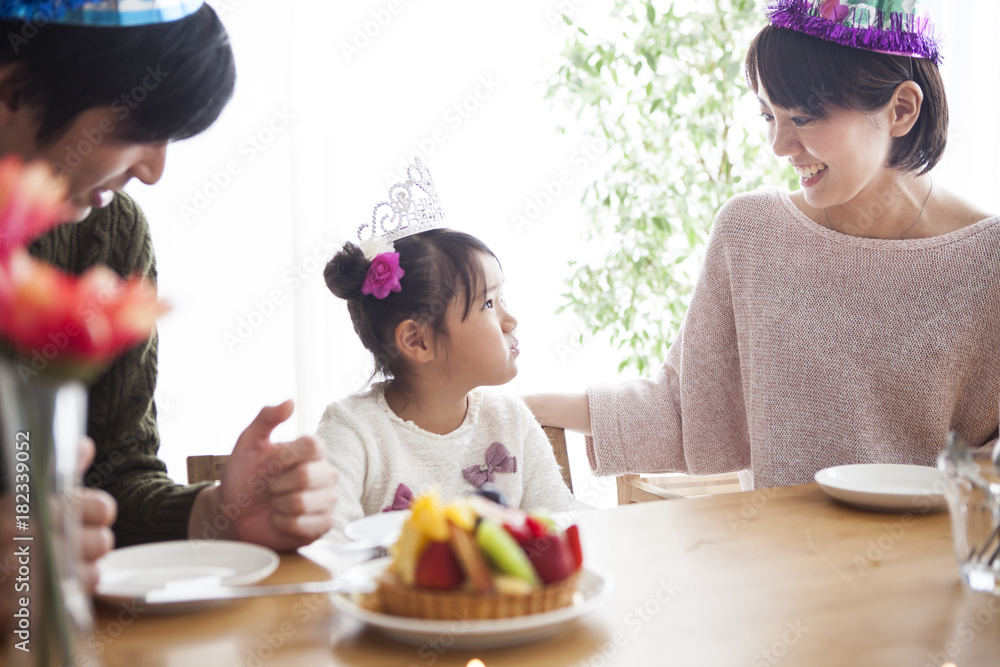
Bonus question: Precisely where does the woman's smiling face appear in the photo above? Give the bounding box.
[757,83,894,210]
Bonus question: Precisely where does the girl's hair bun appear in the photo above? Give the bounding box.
[324,243,368,300]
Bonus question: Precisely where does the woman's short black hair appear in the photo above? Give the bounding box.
[745,25,947,175]
[325,229,498,381]
[0,4,235,146]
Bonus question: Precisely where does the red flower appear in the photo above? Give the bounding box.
[0,250,169,374]
[0,156,168,377]
[0,157,68,258]
[361,252,405,300]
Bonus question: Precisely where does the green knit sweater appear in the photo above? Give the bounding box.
[28,193,208,547]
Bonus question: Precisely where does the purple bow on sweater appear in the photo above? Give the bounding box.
[462,442,517,488]
[383,483,413,512]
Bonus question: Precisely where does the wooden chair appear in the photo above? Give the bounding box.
[616,474,683,504]
[543,425,573,493]
[186,454,229,484]
[546,427,734,504]
[543,427,684,503]
[186,426,574,490]
[541,427,739,504]
[616,471,742,504]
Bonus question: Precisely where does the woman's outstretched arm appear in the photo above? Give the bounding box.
[522,393,592,435]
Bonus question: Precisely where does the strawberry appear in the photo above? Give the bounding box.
[502,520,534,546]
[565,525,583,571]
[414,540,464,590]
[525,516,549,539]
[523,532,575,584]
[503,515,550,547]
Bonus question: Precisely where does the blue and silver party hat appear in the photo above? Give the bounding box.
[0,0,204,26]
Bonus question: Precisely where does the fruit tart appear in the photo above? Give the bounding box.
[366,488,584,620]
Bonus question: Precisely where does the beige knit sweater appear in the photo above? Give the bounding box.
[586,189,1000,489]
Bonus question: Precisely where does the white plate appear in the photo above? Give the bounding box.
[815,464,946,512]
[331,557,613,649]
[344,510,410,544]
[95,540,279,612]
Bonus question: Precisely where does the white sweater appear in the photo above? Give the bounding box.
[587,189,1000,489]
[318,384,581,536]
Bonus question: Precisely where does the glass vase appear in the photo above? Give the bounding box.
[0,357,98,666]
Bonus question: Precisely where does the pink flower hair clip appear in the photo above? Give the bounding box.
[361,250,405,299]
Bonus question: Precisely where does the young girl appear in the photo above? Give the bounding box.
[319,160,580,535]
[525,0,1000,489]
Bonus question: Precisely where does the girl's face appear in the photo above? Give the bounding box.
[437,252,519,389]
[757,84,893,210]
[4,105,167,223]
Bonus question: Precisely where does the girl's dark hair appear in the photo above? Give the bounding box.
[745,25,947,175]
[0,4,235,145]
[324,229,497,381]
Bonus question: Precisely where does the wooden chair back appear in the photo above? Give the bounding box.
[186,454,229,484]
[617,471,743,504]
[542,425,573,493]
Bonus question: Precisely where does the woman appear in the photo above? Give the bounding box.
[0,1,338,578]
[526,0,1000,490]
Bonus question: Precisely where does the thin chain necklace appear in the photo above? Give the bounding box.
[824,178,934,240]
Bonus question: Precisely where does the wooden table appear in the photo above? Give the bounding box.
[88,484,1000,666]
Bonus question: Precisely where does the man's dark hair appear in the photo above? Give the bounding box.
[0,4,235,145]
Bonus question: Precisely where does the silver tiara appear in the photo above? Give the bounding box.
[357,158,448,244]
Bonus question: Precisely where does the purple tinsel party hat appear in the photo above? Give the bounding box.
[0,0,203,26]
[766,0,941,64]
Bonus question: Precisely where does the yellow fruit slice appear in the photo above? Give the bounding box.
[444,499,477,532]
[410,490,449,541]
[390,519,430,586]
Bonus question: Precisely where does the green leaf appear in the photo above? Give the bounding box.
[545,0,774,375]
